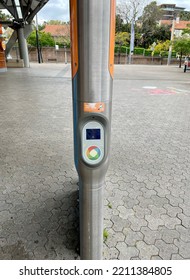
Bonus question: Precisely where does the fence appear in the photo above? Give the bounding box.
[9,46,180,65]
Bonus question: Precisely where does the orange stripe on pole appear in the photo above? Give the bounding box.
[70,0,79,78]
[109,0,116,79]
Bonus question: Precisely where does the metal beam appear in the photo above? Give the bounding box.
[23,0,32,19]
[0,0,49,23]
[26,0,49,23]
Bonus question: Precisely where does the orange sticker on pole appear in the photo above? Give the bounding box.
[109,0,116,79]
[70,0,79,78]
[84,103,105,113]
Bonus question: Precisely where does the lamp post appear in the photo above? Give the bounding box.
[36,14,42,64]
[167,16,179,66]
[64,45,67,64]
[167,19,175,65]
[129,18,135,64]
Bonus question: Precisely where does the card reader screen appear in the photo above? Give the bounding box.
[86,129,101,140]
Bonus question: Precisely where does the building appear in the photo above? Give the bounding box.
[160,20,190,37]
[159,4,185,20]
[42,24,70,45]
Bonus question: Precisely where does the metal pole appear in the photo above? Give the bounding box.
[126,47,128,64]
[167,19,175,66]
[64,46,67,64]
[70,0,116,260]
[17,27,30,67]
[129,18,135,64]
[36,14,42,64]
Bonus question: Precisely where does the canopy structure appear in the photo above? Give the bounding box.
[0,0,49,23]
[0,0,49,67]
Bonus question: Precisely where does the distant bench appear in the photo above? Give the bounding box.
[47,58,57,62]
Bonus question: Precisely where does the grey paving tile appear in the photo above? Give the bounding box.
[176,225,190,242]
[116,242,139,260]
[141,226,162,245]
[174,239,190,259]
[160,214,181,229]
[103,246,119,260]
[160,227,180,244]
[145,215,165,230]
[155,240,178,260]
[123,228,143,246]
[104,228,125,248]
[136,241,159,259]
[1,64,190,260]
[177,213,190,229]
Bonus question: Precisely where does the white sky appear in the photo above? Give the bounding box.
[157,0,190,10]
[38,0,190,23]
[1,1,190,23]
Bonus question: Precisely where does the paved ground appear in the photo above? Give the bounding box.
[0,63,190,260]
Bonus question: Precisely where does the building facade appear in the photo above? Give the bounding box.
[159,4,185,20]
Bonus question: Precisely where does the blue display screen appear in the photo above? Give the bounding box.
[86,129,101,140]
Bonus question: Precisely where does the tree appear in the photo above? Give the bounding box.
[117,0,148,62]
[154,40,170,53]
[140,1,164,48]
[115,14,130,33]
[27,31,55,47]
[173,36,190,67]
[117,0,147,23]
[0,10,12,21]
[179,11,190,21]
[115,32,130,46]
[182,24,190,36]
[153,25,171,42]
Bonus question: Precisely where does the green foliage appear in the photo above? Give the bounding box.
[182,24,190,36]
[154,25,171,42]
[116,14,125,32]
[116,1,170,49]
[107,202,112,209]
[115,32,130,46]
[179,11,190,21]
[141,25,171,49]
[153,51,161,56]
[160,51,168,57]
[144,49,152,56]
[141,1,163,32]
[115,45,129,53]
[115,46,146,55]
[0,10,12,21]
[134,47,144,55]
[46,20,66,25]
[103,229,109,242]
[154,40,170,53]
[56,38,70,48]
[114,43,177,58]
[173,37,190,56]
[27,31,55,47]
[140,1,166,48]
[171,51,177,58]
[38,23,46,31]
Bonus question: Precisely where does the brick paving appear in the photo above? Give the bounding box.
[0,63,190,259]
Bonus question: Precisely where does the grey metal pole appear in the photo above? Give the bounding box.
[129,18,135,64]
[70,0,116,260]
[64,46,67,64]
[167,19,175,66]
[17,27,30,68]
[36,14,42,64]
[126,47,128,64]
